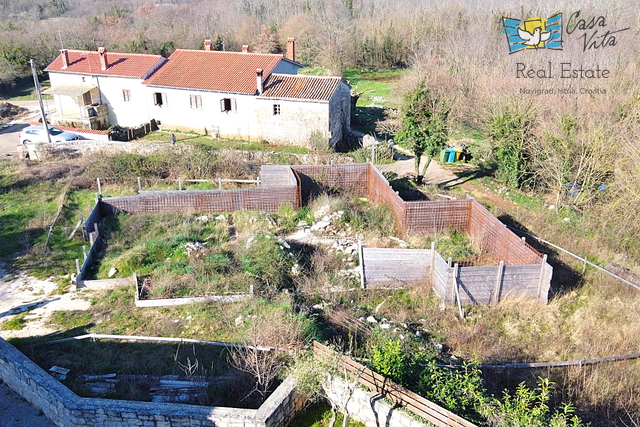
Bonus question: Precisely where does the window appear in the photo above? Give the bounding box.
[122,89,131,102]
[220,98,236,113]
[153,92,168,107]
[273,104,281,115]
[190,94,203,110]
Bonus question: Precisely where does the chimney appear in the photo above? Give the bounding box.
[204,39,212,51]
[242,45,249,54]
[60,49,69,69]
[256,69,263,95]
[98,47,108,70]
[286,38,296,62]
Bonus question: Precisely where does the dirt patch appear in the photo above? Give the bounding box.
[0,264,92,340]
[0,103,28,125]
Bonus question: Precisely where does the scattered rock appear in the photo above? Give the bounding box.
[310,221,331,231]
[108,267,118,278]
[196,215,209,222]
[366,315,378,323]
[215,214,226,221]
[185,242,204,254]
[313,205,331,220]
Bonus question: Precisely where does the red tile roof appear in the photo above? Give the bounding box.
[45,50,165,79]
[29,122,109,135]
[261,74,343,101]
[143,50,284,94]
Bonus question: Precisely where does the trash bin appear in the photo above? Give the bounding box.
[447,148,457,163]
[439,149,448,163]
[454,149,463,161]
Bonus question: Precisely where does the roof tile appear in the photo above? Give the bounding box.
[143,50,284,94]
[45,50,164,79]
[261,74,343,101]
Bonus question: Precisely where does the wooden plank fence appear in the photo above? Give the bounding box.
[313,341,477,427]
[360,246,552,304]
[361,248,431,288]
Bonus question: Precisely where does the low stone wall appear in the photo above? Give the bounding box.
[323,376,430,427]
[0,338,305,427]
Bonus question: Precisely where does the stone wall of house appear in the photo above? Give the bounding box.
[0,338,305,427]
[322,376,430,427]
[328,81,352,147]
[254,97,330,146]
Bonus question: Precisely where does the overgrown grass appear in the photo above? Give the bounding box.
[1,313,28,330]
[289,402,367,427]
[142,131,310,154]
[1,77,52,101]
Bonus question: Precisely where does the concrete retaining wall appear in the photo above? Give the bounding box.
[0,338,305,427]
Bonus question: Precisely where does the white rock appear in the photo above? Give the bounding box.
[196,215,209,222]
[380,323,390,329]
[310,221,331,231]
[564,217,570,222]
[362,134,378,148]
[108,268,118,278]
[549,205,555,210]
[314,205,331,220]
[235,315,244,326]
[296,220,308,227]
[366,316,378,323]
[214,214,226,221]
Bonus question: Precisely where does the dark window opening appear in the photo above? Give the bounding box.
[220,98,236,113]
[153,92,167,106]
[273,104,281,115]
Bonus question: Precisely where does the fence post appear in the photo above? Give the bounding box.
[82,245,87,260]
[493,261,505,304]
[358,241,366,289]
[178,177,182,191]
[75,259,81,275]
[453,263,464,318]
[96,178,102,196]
[137,177,141,193]
[218,177,222,190]
[430,241,436,284]
[537,254,548,300]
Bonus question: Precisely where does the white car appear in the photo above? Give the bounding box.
[19,125,79,144]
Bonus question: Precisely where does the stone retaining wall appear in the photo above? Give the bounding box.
[0,338,305,427]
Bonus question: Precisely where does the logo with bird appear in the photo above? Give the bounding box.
[503,14,563,53]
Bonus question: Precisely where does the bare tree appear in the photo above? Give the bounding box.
[229,312,303,403]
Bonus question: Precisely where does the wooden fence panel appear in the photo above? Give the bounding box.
[362,248,430,288]
[313,342,477,427]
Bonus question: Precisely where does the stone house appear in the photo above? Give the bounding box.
[44,40,352,147]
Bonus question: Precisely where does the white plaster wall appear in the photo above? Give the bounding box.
[47,72,148,127]
[146,87,260,139]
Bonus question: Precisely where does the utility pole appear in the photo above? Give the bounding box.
[30,59,51,144]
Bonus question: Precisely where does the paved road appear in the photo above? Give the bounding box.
[0,101,55,158]
[0,381,56,427]
[0,124,28,158]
